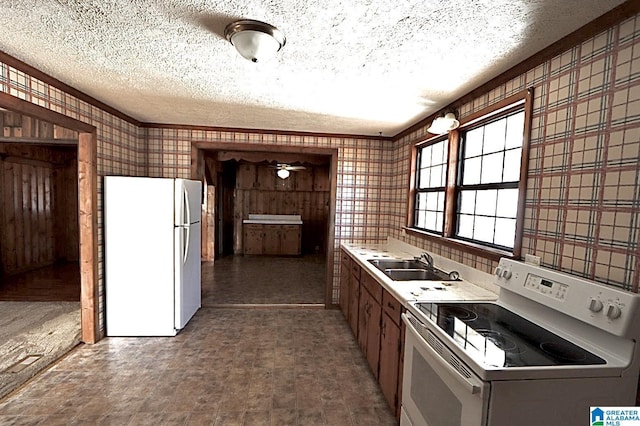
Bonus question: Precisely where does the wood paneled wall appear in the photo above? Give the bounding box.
[234,163,330,254]
[0,143,78,276]
[1,109,78,140]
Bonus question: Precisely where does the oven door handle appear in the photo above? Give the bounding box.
[403,312,482,395]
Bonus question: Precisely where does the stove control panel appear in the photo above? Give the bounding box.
[495,258,640,339]
[523,274,568,301]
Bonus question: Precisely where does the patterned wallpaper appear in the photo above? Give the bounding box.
[0,13,638,316]
[393,15,640,291]
[0,63,147,329]
[145,127,391,302]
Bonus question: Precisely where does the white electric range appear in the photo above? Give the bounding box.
[401,258,640,426]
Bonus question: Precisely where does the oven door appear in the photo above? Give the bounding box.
[401,312,489,426]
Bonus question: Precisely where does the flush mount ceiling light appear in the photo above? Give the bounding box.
[427,112,460,135]
[224,19,286,63]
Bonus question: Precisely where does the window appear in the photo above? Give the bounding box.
[409,90,531,257]
[414,137,448,233]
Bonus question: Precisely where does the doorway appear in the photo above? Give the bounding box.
[0,92,99,345]
[193,144,337,307]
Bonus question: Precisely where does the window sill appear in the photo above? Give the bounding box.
[403,227,518,262]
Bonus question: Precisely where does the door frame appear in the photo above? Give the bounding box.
[0,92,99,343]
[191,142,338,307]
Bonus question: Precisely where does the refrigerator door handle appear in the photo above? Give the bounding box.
[184,186,191,226]
[183,226,190,264]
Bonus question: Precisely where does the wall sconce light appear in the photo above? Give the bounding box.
[277,168,290,179]
[224,19,286,63]
[427,112,460,135]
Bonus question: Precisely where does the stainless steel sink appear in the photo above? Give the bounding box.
[383,269,452,281]
[368,259,426,269]
[368,259,460,281]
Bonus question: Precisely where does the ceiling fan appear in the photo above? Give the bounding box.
[269,163,306,179]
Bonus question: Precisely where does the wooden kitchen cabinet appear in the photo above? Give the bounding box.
[348,262,361,337]
[243,224,263,255]
[358,271,382,379]
[339,249,405,420]
[243,224,301,255]
[339,250,351,320]
[379,288,404,415]
[280,225,301,255]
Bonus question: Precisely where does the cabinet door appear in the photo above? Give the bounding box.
[348,270,360,337]
[263,225,280,255]
[280,225,301,255]
[339,258,350,320]
[358,289,369,353]
[366,297,381,379]
[243,225,263,255]
[379,312,401,414]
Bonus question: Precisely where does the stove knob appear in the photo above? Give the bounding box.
[494,267,503,277]
[588,298,603,313]
[606,304,622,320]
[501,269,512,279]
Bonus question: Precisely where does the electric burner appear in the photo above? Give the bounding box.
[476,329,519,353]
[540,341,588,362]
[414,302,606,367]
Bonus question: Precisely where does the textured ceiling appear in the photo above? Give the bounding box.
[0,0,628,136]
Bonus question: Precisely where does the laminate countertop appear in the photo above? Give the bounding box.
[341,237,498,307]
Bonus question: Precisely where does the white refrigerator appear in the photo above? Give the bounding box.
[104,176,202,336]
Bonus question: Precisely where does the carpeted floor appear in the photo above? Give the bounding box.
[0,301,81,400]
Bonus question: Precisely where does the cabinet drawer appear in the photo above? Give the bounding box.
[382,289,402,326]
[361,272,382,304]
[351,262,361,282]
[341,250,351,265]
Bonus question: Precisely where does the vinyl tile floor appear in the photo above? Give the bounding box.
[202,255,327,306]
[0,308,397,425]
[0,256,395,424]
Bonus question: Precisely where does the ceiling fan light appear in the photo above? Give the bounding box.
[224,20,286,63]
[277,168,290,179]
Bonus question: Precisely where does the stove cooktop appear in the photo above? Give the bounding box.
[414,302,606,368]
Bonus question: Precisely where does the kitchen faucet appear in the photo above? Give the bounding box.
[414,251,434,267]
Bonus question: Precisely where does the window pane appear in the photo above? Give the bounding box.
[503,148,522,182]
[474,216,495,243]
[483,119,506,154]
[494,218,516,248]
[425,211,437,230]
[432,142,444,164]
[506,112,524,149]
[419,168,430,188]
[458,214,474,239]
[475,189,497,216]
[435,214,443,232]
[417,192,427,210]
[465,128,483,158]
[420,145,432,168]
[416,210,426,228]
[437,192,445,211]
[496,188,519,218]
[430,165,443,187]
[459,190,475,214]
[463,157,481,185]
[480,152,503,184]
[426,192,438,210]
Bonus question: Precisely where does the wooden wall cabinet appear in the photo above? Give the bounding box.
[243,223,301,256]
